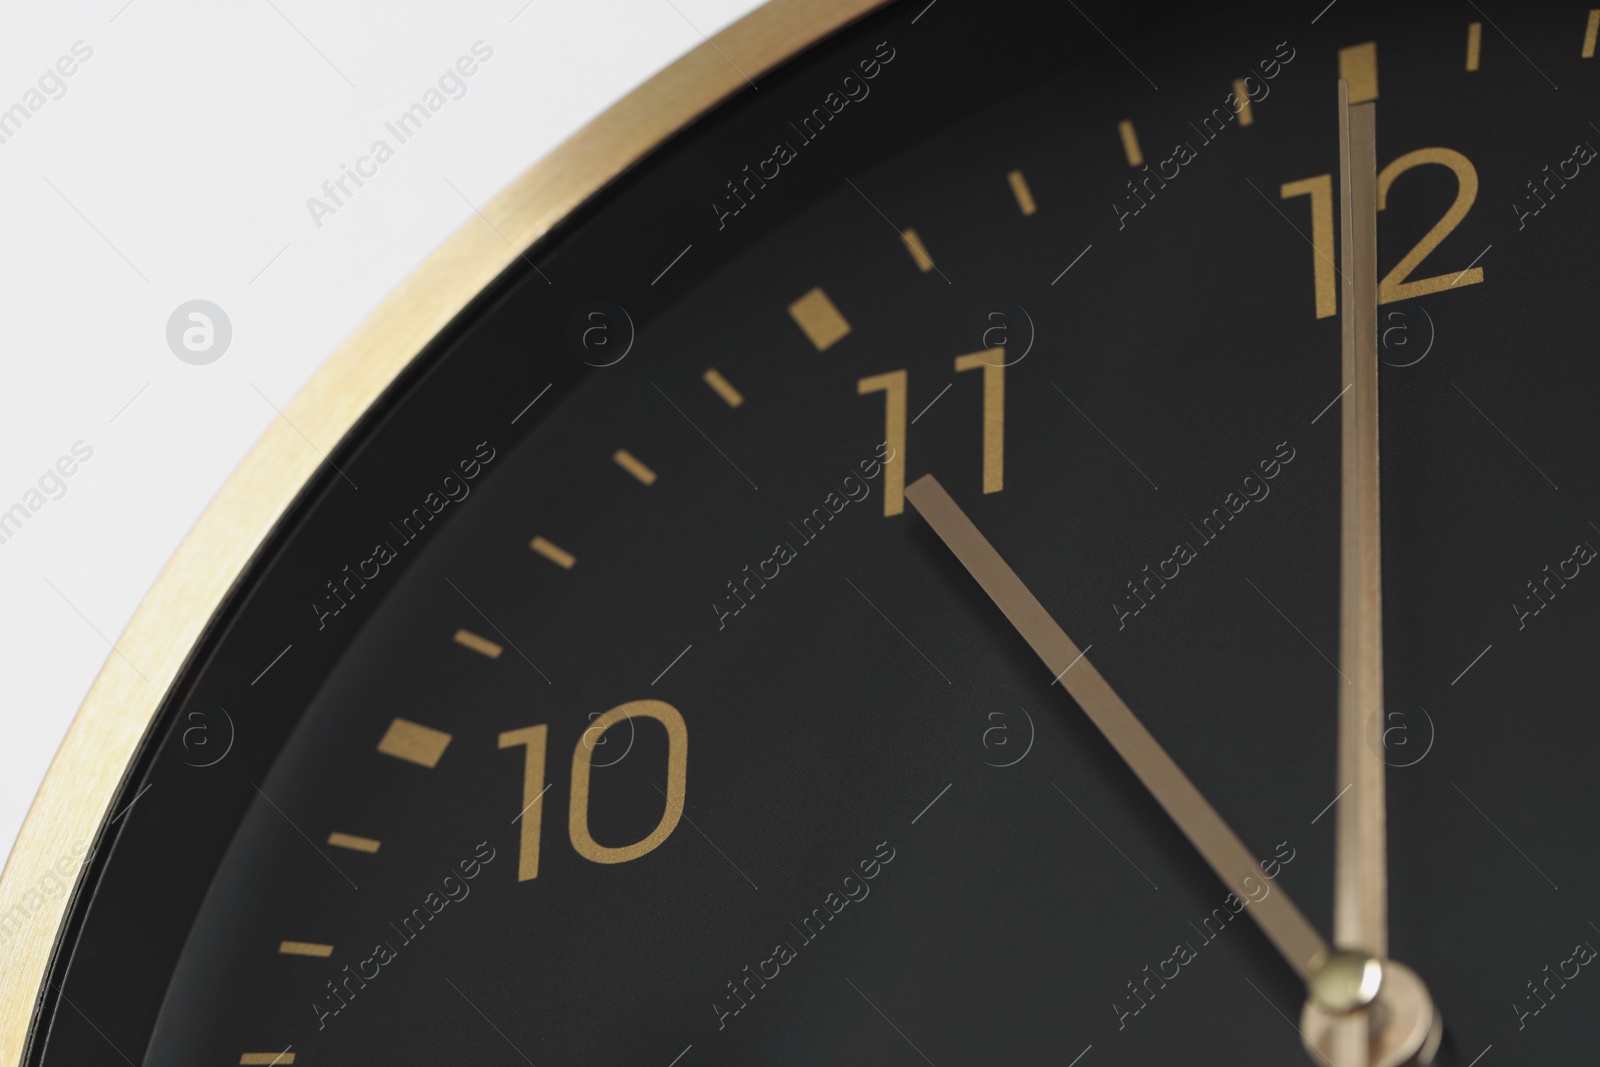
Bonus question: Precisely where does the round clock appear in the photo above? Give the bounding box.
[4,0,1599,1063]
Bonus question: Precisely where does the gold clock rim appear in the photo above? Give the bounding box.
[0,0,889,1059]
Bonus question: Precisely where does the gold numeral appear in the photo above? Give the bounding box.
[1377,147,1483,301]
[953,348,1005,493]
[1280,174,1336,319]
[860,358,1010,510]
[857,370,908,516]
[569,700,688,864]
[498,725,549,881]
[500,702,689,879]
[1283,148,1483,317]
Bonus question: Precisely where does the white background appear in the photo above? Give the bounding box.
[0,0,763,865]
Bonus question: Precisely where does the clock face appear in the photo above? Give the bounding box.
[26,1,1600,1064]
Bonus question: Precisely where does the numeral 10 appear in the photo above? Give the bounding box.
[498,699,688,881]
[858,346,1005,516]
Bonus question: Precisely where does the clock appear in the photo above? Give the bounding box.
[4,0,1599,1063]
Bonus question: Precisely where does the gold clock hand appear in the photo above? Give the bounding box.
[1325,71,1387,1067]
[905,473,1330,980]
[1299,80,1441,1067]
[1335,73,1387,975]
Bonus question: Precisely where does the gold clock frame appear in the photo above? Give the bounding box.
[0,0,886,1060]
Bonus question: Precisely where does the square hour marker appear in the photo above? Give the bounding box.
[703,368,744,407]
[1339,41,1378,102]
[530,535,575,569]
[453,628,503,659]
[787,287,851,351]
[326,832,381,853]
[377,718,452,768]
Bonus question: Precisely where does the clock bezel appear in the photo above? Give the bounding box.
[0,2,887,1060]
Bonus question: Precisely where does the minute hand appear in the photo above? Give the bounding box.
[906,473,1329,979]
[1335,77,1386,962]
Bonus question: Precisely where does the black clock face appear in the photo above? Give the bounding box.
[32,1,1600,1065]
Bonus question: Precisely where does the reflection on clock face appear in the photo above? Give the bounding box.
[35,1,1600,1064]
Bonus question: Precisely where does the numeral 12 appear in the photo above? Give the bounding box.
[1281,147,1483,318]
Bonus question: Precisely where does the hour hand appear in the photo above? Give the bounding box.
[905,473,1329,980]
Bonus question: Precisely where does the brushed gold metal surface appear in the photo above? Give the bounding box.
[905,473,1331,979]
[1319,77,1441,1067]
[1330,82,1384,1067]
[702,368,746,408]
[1117,119,1142,167]
[325,832,382,854]
[1006,168,1037,215]
[787,285,853,350]
[376,718,454,768]
[498,724,550,882]
[952,348,1006,493]
[1334,83,1387,963]
[567,701,688,864]
[612,448,659,486]
[900,227,936,272]
[529,534,577,570]
[1338,42,1379,104]
[0,1,888,1060]
[1303,960,1443,1067]
[277,941,335,958]
[452,627,506,659]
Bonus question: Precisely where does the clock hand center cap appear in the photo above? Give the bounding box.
[1309,949,1384,1015]
[1301,957,1443,1067]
